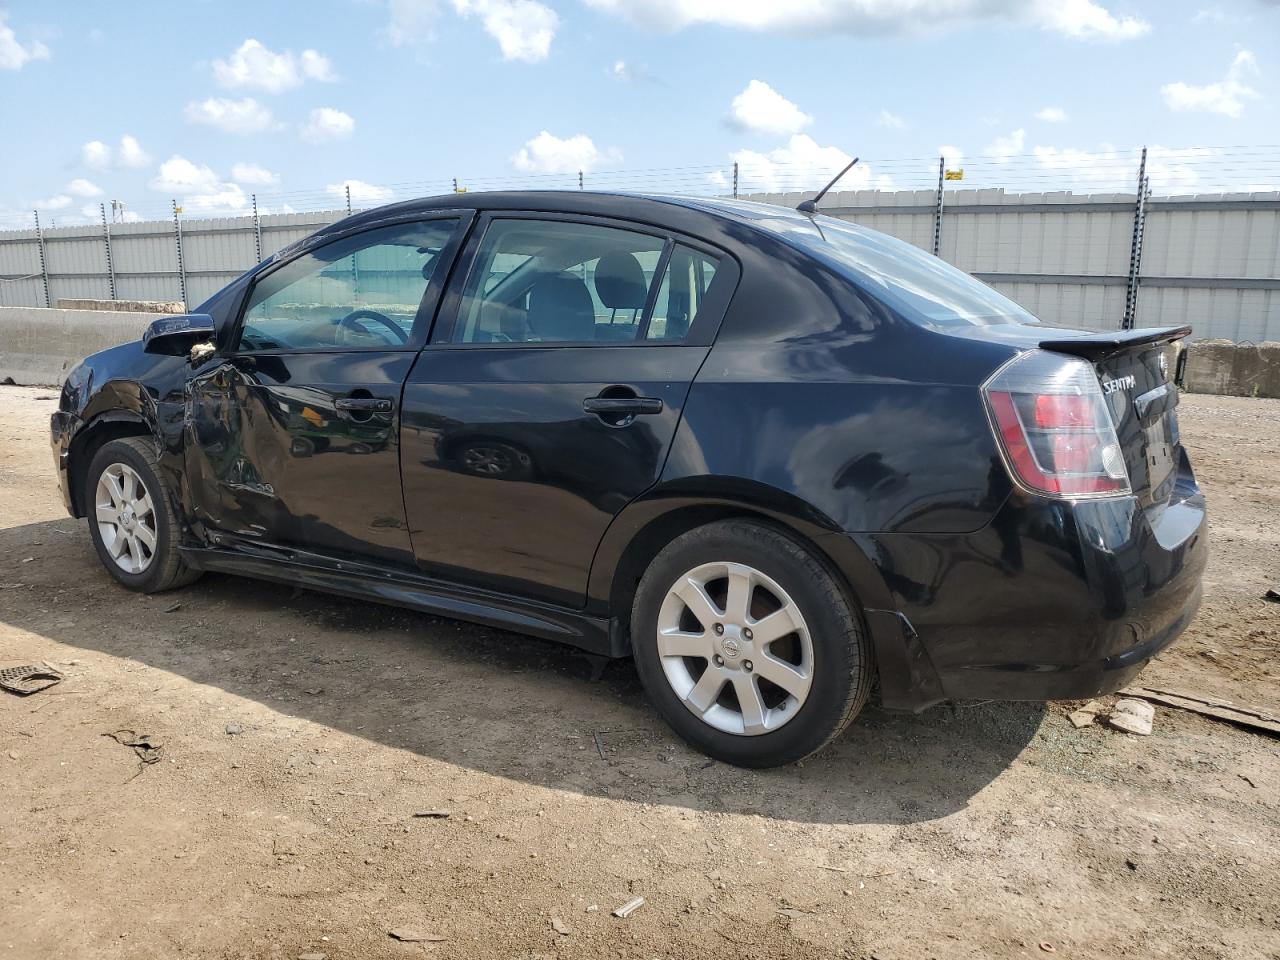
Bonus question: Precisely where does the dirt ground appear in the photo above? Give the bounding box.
[1,385,1277,960]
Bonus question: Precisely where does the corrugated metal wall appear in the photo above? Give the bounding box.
[2,192,1278,341]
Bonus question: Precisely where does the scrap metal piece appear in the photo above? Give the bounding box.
[0,664,64,696]
[104,729,162,764]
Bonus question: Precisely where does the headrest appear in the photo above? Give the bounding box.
[594,253,648,310]
[526,272,596,342]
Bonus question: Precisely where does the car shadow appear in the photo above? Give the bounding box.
[1,517,1045,827]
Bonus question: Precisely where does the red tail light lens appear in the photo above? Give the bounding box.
[983,351,1130,499]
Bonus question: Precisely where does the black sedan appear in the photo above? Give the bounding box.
[50,192,1207,767]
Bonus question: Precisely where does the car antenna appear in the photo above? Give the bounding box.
[796,157,859,215]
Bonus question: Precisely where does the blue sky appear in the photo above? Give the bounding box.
[1,0,1277,226]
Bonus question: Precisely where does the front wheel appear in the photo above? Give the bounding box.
[86,437,201,593]
[631,520,873,768]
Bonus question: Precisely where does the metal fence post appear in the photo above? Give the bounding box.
[452,177,458,194]
[100,203,116,300]
[932,156,945,257]
[733,161,739,199]
[32,210,51,307]
[345,183,352,216]
[252,193,262,263]
[172,199,187,308]
[578,170,584,190]
[1123,147,1149,330]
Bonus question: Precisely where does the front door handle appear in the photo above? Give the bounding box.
[582,397,663,416]
[335,397,394,413]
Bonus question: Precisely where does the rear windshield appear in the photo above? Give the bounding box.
[714,201,1038,328]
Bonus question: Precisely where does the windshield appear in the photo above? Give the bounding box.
[699,199,1038,328]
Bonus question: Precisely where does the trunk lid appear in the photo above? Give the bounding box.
[1039,326,1192,508]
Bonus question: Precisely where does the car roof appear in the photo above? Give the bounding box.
[333,190,826,247]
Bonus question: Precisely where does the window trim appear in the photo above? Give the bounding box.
[427,211,739,350]
[225,210,474,357]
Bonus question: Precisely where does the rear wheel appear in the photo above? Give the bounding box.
[631,520,872,768]
[86,437,201,593]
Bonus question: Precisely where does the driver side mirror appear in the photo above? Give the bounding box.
[142,313,216,358]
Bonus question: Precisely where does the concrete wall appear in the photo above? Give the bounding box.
[0,306,157,386]
[1182,340,1280,399]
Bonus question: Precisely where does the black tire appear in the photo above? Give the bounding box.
[454,439,533,480]
[85,437,202,593]
[630,520,872,768]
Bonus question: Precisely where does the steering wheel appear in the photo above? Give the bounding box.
[337,309,408,345]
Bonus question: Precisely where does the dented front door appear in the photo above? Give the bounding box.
[185,352,417,566]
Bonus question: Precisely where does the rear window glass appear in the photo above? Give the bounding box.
[713,201,1036,328]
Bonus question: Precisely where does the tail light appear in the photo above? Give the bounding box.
[982,350,1130,499]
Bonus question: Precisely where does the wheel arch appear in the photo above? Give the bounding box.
[66,411,153,517]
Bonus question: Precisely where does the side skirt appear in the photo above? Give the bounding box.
[180,544,625,658]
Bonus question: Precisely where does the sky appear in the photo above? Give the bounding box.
[1,0,1278,226]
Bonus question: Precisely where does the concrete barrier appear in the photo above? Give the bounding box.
[3,305,1279,398]
[55,298,186,314]
[0,306,158,386]
[1182,339,1280,400]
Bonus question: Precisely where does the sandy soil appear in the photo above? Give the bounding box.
[1,386,1277,960]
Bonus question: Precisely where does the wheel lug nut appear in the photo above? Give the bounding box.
[714,655,724,666]
[714,624,724,635]
[744,660,753,672]
[743,628,753,640]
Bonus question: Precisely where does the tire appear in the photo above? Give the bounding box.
[85,437,202,593]
[454,439,533,481]
[630,520,872,768]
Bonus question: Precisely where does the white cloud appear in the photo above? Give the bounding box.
[1162,50,1260,118]
[213,38,335,93]
[118,135,151,168]
[727,80,813,136]
[582,0,1148,41]
[231,162,280,186]
[0,12,50,70]
[81,141,111,169]
[1029,144,1237,193]
[985,128,1026,162]
[66,178,102,198]
[383,0,441,46]
[611,58,637,80]
[453,0,558,62]
[79,134,151,171]
[184,97,277,135]
[328,179,392,203]
[511,130,622,173]
[150,156,224,195]
[729,135,883,194]
[149,156,250,212]
[877,109,906,129]
[300,107,356,143]
[939,144,966,168]
[36,194,73,210]
[1035,106,1069,122]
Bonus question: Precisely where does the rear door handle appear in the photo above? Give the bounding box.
[582,397,663,416]
[335,397,394,413]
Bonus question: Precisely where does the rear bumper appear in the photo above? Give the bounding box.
[853,460,1208,709]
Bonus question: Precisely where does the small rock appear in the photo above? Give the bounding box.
[298,953,328,960]
[304,688,323,696]
[1069,699,1105,728]
[225,723,244,736]
[551,917,570,936]
[1108,698,1155,736]
[7,751,19,761]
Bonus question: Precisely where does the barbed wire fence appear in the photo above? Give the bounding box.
[2,144,1278,340]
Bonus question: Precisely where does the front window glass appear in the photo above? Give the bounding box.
[237,219,456,351]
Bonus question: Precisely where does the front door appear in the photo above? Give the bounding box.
[187,215,466,567]
[400,214,736,606]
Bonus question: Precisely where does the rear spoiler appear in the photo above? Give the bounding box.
[1038,325,1193,361]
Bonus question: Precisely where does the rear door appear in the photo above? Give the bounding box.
[400,213,738,607]
[186,214,468,567]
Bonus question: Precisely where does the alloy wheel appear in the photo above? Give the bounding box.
[94,462,158,574]
[655,561,814,736]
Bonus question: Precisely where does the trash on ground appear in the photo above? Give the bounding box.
[225,723,244,736]
[551,916,570,936]
[103,729,163,764]
[388,929,446,943]
[1040,943,1057,954]
[412,810,450,819]
[1107,698,1155,736]
[1263,589,1280,603]
[1069,699,1105,729]
[0,663,64,696]
[162,602,182,613]
[1119,686,1280,737]
[612,896,645,918]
